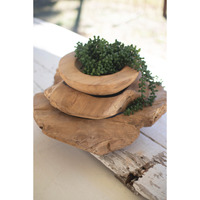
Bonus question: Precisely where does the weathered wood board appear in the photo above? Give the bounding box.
[34,18,167,200]
[93,133,166,200]
[133,163,166,200]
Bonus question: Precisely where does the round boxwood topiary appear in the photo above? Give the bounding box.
[75,36,163,115]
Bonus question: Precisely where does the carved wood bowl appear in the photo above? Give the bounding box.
[34,84,167,155]
[44,78,141,120]
[59,52,139,95]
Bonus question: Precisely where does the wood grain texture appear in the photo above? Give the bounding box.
[54,68,167,127]
[133,163,166,200]
[34,84,166,155]
[59,52,139,95]
[54,68,63,84]
[34,18,167,200]
[44,75,141,119]
[34,93,140,155]
[93,134,166,200]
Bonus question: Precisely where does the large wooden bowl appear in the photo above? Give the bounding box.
[59,52,139,95]
[34,84,166,155]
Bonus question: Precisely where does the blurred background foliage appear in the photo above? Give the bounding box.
[34,0,167,82]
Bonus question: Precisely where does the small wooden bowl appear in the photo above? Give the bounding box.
[59,52,139,95]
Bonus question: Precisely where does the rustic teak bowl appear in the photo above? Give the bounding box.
[34,51,167,155]
[59,52,139,95]
[44,76,141,119]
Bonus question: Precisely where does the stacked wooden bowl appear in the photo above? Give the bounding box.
[34,52,167,155]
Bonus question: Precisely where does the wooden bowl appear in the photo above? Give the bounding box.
[44,78,141,120]
[59,52,139,95]
[34,86,166,155]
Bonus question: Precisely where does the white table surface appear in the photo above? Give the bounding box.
[34,18,145,200]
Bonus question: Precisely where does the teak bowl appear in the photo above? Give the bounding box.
[44,78,141,120]
[59,52,139,95]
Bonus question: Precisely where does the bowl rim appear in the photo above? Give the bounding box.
[59,51,139,95]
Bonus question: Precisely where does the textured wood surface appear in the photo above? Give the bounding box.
[59,52,139,95]
[93,133,166,200]
[34,83,166,155]
[54,68,62,84]
[44,75,141,119]
[34,93,140,155]
[34,18,167,200]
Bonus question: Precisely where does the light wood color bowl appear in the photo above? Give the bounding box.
[34,84,166,155]
[44,78,141,120]
[59,52,139,95]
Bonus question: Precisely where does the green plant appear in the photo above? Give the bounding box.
[75,36,162,115]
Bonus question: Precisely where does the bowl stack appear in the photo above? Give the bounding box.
[34,52,166,155]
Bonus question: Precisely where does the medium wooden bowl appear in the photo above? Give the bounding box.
[59,52,139,95]
[44,78,141,120]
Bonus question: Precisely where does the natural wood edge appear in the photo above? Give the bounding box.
[116,152,166,200]
[93,149,166,199]
[34,87,166,155]
[54,68,63,84]
[34,93,141,155]
[59,52,139,95]
[44,79,141,120]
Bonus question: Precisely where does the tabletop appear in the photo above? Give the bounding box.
[34,18,166,200]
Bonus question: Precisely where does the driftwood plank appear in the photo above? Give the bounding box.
[93,134,166,200]
[93,134,166,175]
[133,163,166,200]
